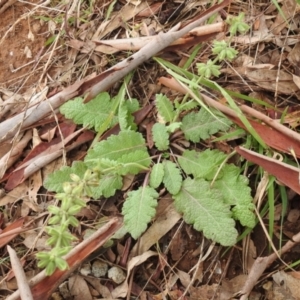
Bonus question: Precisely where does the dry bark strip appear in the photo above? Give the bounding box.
[7,245,33,300]
[77,22,226,54]
[4,129,93,190]
[158,76,300,156]
[0,0,231,144]
[235,147,300,194]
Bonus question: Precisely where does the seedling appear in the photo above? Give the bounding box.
[37,13,256,275]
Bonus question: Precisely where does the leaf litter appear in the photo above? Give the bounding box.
[1,0,300,299]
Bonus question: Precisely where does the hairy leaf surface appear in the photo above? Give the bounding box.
[116,150,151,175]
[152,123,169,151]
[85,130,148,163]
[96,173,123,198]
[44,161,121,198]
[182,108,231,142]
[44,161,87,192]
[163,160,182,195]
[174,99,198,112]
[122,186,158,239]
[150,163,164,188]
[213,164,255,227]
[118,98,139,131]
[178,149,227,180]
[60,93,117,131]
[173,177,238,246]
[156,94,175,123]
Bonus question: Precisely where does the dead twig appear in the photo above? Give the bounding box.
[90,22,225,54]
[0,0,17,14]
[237,230,300,299]
[7,245,33,300]
[0,0,231,144]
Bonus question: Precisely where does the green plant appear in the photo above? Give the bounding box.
[38,91,255,275]
[37,12,256,275]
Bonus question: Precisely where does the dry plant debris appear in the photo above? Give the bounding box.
[1,0,300,299]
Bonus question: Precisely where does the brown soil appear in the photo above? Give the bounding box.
[0,1,48,91]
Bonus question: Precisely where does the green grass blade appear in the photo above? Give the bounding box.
[279,185,288,251]
[267,176,276,253]
[154,57,276,109]
[211,81,267,148]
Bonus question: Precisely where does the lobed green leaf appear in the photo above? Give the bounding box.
[60,93,117,131]
[173,177,238,246]
[181,108,231,143]
[149,163,164,188]
[213,164,255,227]
[162,160,182,195]
[118,99,139,131]
[44,161,87,193]
[178,149,227,180]
[155,94,175,123]
[166,122,181,133]
[116,150,151,175]
[174,99,198,112]
[93,172,123,198]
[122,186,158,239]
[85,130,147,163]
[152,123,169,151]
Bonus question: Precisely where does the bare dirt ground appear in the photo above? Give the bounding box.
[1,0,300,299]
[0,0,48,90]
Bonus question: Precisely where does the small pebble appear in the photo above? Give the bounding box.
[32,22,41,33]
[107,266,126,284]
[92,260,108,278]
[80,263,91,276]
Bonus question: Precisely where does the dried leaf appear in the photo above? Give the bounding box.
[245,69,299,94]
[236,146,300,194]
[69,275,93,300]
[111,250,158,298]
[130,196,181,256]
